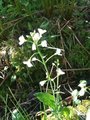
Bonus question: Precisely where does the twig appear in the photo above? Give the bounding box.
[62,68,90,72]
[67,25,90,55]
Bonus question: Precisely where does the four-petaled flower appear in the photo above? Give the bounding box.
[30,31,41,43]
[55,48,62,56]
[30,28,46,50]
[41,40,47,47]
[19,35,26,45]
[23,59,33,67]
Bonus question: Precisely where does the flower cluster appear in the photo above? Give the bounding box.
[18,28,64,68]
[71,80,87,104]
[19,28,47,49]
[18,28,65,87]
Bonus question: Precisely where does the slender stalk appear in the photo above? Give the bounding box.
[37,47,55,95]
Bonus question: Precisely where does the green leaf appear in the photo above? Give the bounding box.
[61,107,70,119]
[35,92,55,110]
[40,21,49,29]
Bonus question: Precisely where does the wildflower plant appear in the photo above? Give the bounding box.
[18,28,71,119]
[18,28,90,120]
[19,28,64,88]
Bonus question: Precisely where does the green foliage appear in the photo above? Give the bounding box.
[35,92,55,110]
[56,0,76,19]
[40,0,55,17]
[0,0,90,119]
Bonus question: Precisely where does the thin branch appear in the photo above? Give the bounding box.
[62,68,90,72]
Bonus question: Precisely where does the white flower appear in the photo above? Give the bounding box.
[12,109,18,119]
[32,43,36,51]
[71,89,78,101]
[19,35,26,45]
[41,40,47,47]
[32,57,37,61]
[30,29,46,50]
[30,31,41,42]
[33,32,41,42]
[12,109,18,114]
[85,20,88,23]
[30,30,35,38]
[56,68,65,76]
[55,48,62,56]
[23,59,33,67]
[72,89,78,97]
[79,88,86,96]
[39,80,47,86]
[38,28,46,36]
[78,80,87,88]
[30,29,46,42]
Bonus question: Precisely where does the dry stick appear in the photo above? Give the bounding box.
[74,33,90,55]
[57,19,73,69]
[67,25,90,55]
[57,20,74,80]
[62,68,90,72]
[60,19,71,32]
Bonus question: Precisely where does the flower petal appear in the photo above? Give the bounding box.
[71,89,79,103]
[41,40,47,47]
[23,59,33,67]
[39,80,47,86]
[79,88,86,96]
[56,68,65,76]
[38,28,46,36]
[33,32,41,42]
[30,30,41,42]
[19,35,26,45]
[32,43,36,51]
[32,57,37,61]
[78,80,87,88]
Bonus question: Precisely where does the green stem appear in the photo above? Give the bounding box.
[37,47,50,79]
[37,47,55,95]
[45,53,55,63]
